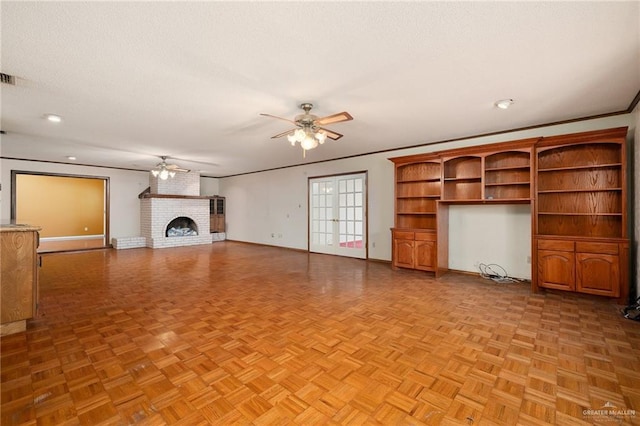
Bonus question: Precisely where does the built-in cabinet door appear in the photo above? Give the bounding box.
[209,215,222,233]
[212,215,225,233]
[537,249,575,291]
[576,253,620,297]
[209,197,225,233]
[415,240,436,271]
[393,239,414,269]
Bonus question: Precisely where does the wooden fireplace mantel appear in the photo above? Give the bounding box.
[139,192,214,200]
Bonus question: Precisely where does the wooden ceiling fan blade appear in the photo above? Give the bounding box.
[317,127,343,140]
[271,128,298,139]
[165,164,191,172]
[260,113,297,125]
[315,112,353,126]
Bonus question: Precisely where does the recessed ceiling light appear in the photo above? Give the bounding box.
[45,113,62,123]
[494,99,514,109]
[66,156,76,161]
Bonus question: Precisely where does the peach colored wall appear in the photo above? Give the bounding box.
[15,174,105,238]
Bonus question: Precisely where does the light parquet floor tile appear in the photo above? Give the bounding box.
[1,242,639,425]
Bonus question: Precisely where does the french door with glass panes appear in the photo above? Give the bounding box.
[309,172,367,259]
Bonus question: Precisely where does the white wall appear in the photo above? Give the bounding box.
[200,176,220,196]
[220,113,636,281]
[221,154,394,256]
[448,205,531,279]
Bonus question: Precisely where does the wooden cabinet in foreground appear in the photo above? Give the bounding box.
[1,225,41,335]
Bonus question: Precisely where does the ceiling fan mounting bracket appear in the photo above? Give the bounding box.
[295,103,318,128]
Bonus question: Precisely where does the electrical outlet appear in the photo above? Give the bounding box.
[527,256,531,264]
[271,233,275,238]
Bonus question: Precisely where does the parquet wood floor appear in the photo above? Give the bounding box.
[2,242,639,425]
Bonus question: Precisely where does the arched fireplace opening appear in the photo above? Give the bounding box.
[166,216,198,237]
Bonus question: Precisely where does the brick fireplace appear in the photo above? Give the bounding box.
[139,171,212,249]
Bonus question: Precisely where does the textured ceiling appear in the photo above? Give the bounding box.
[1,1,639,177]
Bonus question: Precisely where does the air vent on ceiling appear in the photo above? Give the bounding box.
[0,73,16,85]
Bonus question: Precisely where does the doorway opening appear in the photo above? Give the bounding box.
[11,171,109,252]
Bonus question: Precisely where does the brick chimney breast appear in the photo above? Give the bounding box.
[150,171,200,196]
[141,170,212,248]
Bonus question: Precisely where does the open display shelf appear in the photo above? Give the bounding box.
[484,151,531,201]
[394,160,441,231]
[442,156,482,201]
[536,142,624,239]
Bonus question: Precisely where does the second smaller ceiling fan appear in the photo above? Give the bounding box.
[151,156,190,180]
[260,103,353,156]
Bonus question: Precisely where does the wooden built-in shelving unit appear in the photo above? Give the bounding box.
[389,127,629,302]
[533,128,628,300]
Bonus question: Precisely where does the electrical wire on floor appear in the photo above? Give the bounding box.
[477,263,523,283]
[621,297,640,322]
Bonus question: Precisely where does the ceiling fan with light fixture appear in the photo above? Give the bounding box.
[260,103,353,156]
[151,156,190,180]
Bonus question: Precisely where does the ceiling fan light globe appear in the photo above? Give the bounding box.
[315,131,327,144]
[301,136,318,151]
[159,169,169,180]
[151,169,160,177]
[169,171,176,178]
[294,128,306,142]
[287,133,297,145]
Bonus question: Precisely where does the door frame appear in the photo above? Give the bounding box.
[307,170,368,259]
[11,170,110,249]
